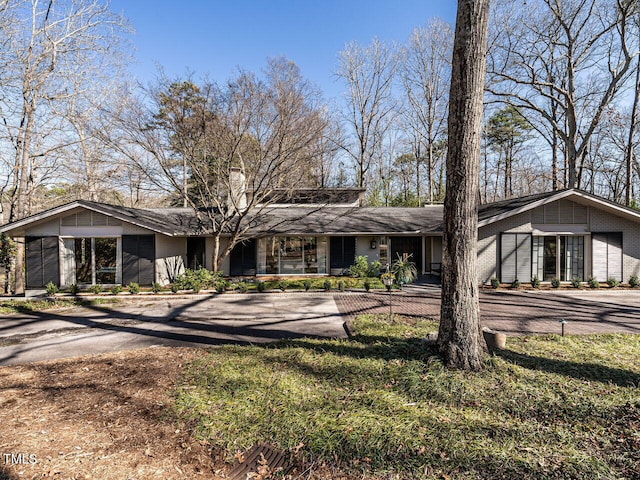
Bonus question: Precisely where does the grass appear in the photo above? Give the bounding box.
[0,297,119,314]
[173,315,640,479]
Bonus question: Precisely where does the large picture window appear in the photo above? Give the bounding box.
[257,236,327,275]
[532,235,584,282]
[62,237,120,286]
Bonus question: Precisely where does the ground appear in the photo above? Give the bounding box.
[0,347,221,480]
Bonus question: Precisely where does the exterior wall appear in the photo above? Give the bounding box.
[25,218,61,236]
[478,211,532,284]
[589,209,640,280]
[355,236,379,263]
[155,235,186,285]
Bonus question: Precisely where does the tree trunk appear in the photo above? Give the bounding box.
[625,55,640,206]
[437,0,489,371]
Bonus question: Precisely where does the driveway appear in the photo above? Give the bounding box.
[334,285,640,335]
[0,293,346,366]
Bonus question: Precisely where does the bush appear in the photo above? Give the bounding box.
[570,276,582,288]
[110,284,123,295]
[45,281,58,297]
[214,280,228,293]
[490,277,500,289]
[551,277,560,288]
[629,275,639,288]
[151,282,162,294]
[170,283,180,293]
[337,280,344,291]
[607,277,620,288]
[530,275,540,289]
[257,281,266,293]
[303,279,312,291]
[510,279,520,289]
[277,280,288,292]
[68,283,79,295]
[127,282,140,294]
[236,282,249,293]
[588,276,600,289]
[323,279,332,291]
[348,256,369,278]
[175,268,215,292]
[89,284,103,295]
[367,260,382,278]
[363,279,371,292]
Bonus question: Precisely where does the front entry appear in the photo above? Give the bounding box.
[390,237,423,273]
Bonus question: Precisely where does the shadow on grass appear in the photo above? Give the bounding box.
[0,466,17,480]
[496,349,640,388]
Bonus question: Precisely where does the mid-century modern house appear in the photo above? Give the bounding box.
[2,187,640,292]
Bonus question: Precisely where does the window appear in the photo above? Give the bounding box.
[257,236,327,274]
[65,237,119,285]
[532,235,585,281]
[379,236,388,268]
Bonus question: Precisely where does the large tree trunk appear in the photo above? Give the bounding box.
[437,0,489,371]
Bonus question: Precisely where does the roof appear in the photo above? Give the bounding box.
[252,188,366,206]
[3,189,640,237]
[478,189,640,226]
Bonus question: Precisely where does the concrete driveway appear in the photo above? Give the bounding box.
[0,293,346,366]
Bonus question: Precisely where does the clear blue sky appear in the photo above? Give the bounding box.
[109,0,457,100]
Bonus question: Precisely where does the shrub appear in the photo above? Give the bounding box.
[588,276,600,289]
[607,277,620,288]
[110,284,123,295]
[45,281,58,297]
[127,282,140,294]
[236,282,249,293]
[303,279,312,291]
[510,278,520,289]
[323,279,332,291]
[151,282,162,294]
[363,279,371,292]
[277,280,288,292]
[570,276,582,288]
[214,280,228,293]
[551,277,560,288]
[68,283,79,295]
[175,268,215,292]
[348,256,369,278]
[89,284,103,294]
[629,275,639,288]
[337,280,344,291]
[490,277,500,289]
[367,260,382,278]
[530,275,540,289]
[170,283,180,293]
[256,281,266,293]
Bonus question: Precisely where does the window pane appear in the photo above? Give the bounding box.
[75,238,92,284]
[258,237,279,274]
[95,238,117,284]
[281,237,303,274]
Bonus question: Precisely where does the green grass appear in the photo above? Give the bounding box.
[0,297,119,314]
[174,315,640,479]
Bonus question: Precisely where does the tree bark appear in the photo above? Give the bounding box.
[437,0,489,371]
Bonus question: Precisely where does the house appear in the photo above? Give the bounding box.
[1,188,639,292]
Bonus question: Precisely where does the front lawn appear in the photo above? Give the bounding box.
[174,315,640,479]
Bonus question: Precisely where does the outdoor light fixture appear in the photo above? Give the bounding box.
[370,239,377,249]
[559,319,567,336]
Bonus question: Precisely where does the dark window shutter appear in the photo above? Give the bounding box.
[25,237,59,288]
[186,237,206,270]
[122,235,155,285]
[330,236,356,270]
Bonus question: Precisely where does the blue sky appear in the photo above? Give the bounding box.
[109,1,457,99]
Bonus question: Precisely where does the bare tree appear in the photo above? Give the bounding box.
[400,18,453,205]
[437,0,490,371]
[336,38,398,191]
[109,58,329,272]
[488,0,639,189]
